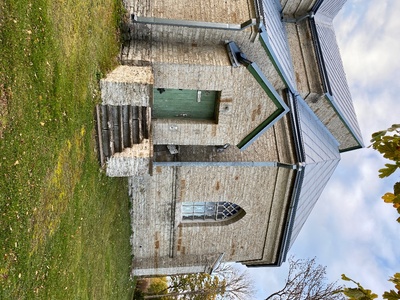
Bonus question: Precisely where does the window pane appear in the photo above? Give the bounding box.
[217,212,226,220]
[205,203,216,212]
[182,205,193,213]
[181,201,242,222]
[194,205,205,213]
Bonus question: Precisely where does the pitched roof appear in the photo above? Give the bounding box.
[278,0,364,262]
[278,94,341,263]
[313,0,347,18]
[290,96,340,243]
[258,0,363,150]
[259,0,297,91]
[311,0,364,149]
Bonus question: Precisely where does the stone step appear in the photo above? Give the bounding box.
[95,104,150,166]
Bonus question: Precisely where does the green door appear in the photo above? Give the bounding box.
[153,88,217,120]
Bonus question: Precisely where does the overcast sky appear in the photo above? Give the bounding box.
[247,0,400,298]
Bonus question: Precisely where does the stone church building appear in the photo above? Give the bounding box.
[95,0,363,276]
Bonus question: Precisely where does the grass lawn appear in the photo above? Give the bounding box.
[0,0,134,298]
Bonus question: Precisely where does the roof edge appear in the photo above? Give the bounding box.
[324,93,365,149]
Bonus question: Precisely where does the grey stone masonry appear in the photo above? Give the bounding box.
[106,139,151,177]
[281,0,316,18]
[100,65,153,106]
[98,65,154,177]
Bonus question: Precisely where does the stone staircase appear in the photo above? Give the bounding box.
[96,65,153,177]
[95,104,150,168]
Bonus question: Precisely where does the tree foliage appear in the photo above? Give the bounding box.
[340,274,378,299]
[168,272,224,299]
[341,273,400,300]
[340,125,400,300]
[140,264,254,299]
[264,257,345,300]
[147,277,170,300]
[370,124,400,223]
[212,263,255,300]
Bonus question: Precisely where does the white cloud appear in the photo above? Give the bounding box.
[335,0,400,87]
[247,263,289,299]
[288,144,400,297]
[352,89,399,139]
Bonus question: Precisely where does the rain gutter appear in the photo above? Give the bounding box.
[323,93,364,150]
[308,17,364,150]
[226,41,290,150]
[275,90,306,265]
[132,15,260,31]
[153,161,296,168]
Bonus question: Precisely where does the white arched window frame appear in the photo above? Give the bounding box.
[181,202,243,222]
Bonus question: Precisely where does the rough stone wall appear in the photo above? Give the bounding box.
[129,168,219,276]
[133,254,221,277]
[119,38,287,147]
[121,1,290,151]
[174,166,294,263]
[166,114,296,165]
[120,0,299,276]
[244,167,295,265]
[285,22,323,102]
[274,114,297,164]
[152,63,282,147]
[129,0,255,23]
[285,21,357,150]
[121,34,284,90]
[121,41,286,148]
[129,169,175,263]
[127,0,258,45]
[129,165,295,275]
[305,95,357,150]
[106,140,151,177]
[100,65,153,106]
[280,0,316,18]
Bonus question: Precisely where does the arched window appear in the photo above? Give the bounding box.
[182,202,243,221]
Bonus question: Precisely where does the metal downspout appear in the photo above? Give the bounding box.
[276,90,306,265]
[308,17,332,95]
[132,15,261,31]
[281,12,314,24]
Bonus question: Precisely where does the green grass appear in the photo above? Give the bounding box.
[0,0,134,298]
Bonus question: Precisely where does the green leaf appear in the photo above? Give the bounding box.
[393,194,400,204]
[382,290,400,300]
[394,182,400,195]
[372,130,387,137]
[371,130,387,143]
[379,164,399,178]
[342,288,378,299]
[382,193,396,203]
[388,124,400,131]
[392,273,400,280]
[342,288,367,298]
[370,128,400,221]
[342,274,352,281]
